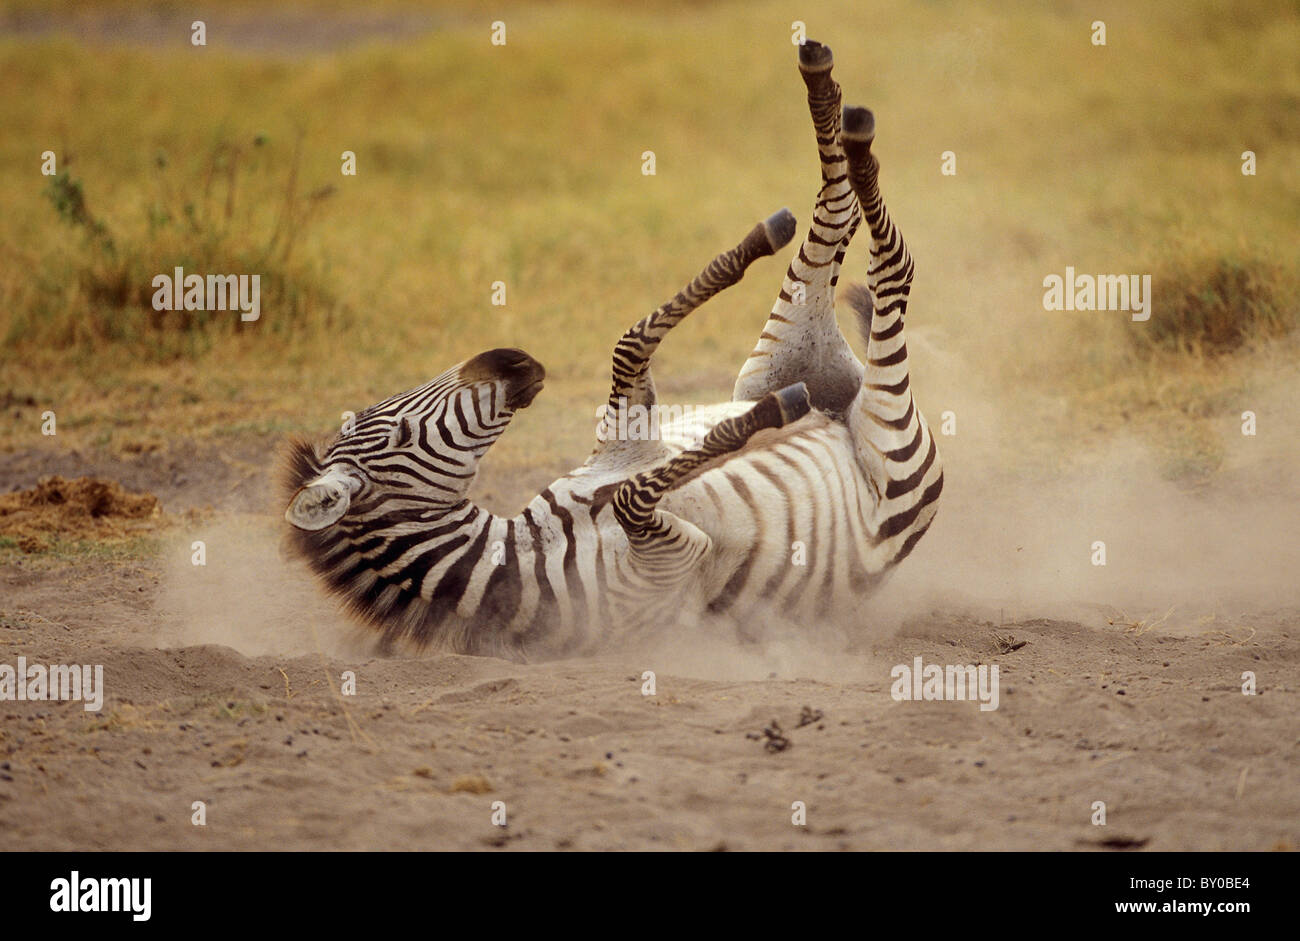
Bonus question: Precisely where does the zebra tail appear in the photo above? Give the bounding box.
[843,282,874,345]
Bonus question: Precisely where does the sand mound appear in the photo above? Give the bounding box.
[0,474,163,551]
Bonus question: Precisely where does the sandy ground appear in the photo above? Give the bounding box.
[0,438,1296,851]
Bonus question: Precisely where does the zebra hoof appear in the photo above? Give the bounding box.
[798,40,833,72]
[761,208,798,254]
[772,382,812,425]
[842,106,876,144]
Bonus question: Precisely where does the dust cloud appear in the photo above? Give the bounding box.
[647,321,1300,679]
[152,517,369,659]
[150,353,1299,670]
[865,347,1300,640]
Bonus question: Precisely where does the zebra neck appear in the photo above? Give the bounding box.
[405,498,565,657]
[321,492,586,658]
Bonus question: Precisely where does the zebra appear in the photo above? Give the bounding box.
[282,40,943,660]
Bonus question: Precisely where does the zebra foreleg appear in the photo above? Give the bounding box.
[840,105,943,560]
[733,40,864,415]
[599,209,797,457]
[611,382,811,588]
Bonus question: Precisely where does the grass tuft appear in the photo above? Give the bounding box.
[14,135,346,358]
[1134,255,1296,358]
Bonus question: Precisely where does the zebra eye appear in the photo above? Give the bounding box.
[390,417,414,449]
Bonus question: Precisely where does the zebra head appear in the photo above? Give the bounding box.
[283,347,544,531]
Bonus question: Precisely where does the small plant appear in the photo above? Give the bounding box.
[43,170,114,252]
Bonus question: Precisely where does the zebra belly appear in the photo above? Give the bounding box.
[655,419,890,627]
[517,409,937,652]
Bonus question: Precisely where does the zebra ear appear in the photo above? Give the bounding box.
[285,471,356,531]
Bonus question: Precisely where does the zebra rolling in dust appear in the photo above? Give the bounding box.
[283,40,943,659]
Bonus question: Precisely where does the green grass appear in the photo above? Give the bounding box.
[0,0,1297,484]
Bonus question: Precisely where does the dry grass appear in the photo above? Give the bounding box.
[20,136,344,355]
[0,0,1296,488]
[1136,256,1295,357]
[0,475,165,553]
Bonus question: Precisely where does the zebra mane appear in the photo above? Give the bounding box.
[278,435,344,611]
[278,434,327,503]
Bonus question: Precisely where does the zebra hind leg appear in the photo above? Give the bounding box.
[733,39,864,415]
[840,105,943,564]
[611,382,811,588]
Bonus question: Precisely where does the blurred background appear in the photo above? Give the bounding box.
[1,0,1297,510]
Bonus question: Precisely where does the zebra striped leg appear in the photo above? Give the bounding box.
[842,107,914,324]
[841,105,943,560]
[611,383,811,585]
[733,39,864,414]
[602,209,796,441]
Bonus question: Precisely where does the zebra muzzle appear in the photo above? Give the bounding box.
[462,348,546,410]
[505,365,545,410]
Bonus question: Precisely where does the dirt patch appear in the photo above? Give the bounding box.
[0,475,163,552]
[0,561,1295,851]
[0,434,277,515]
